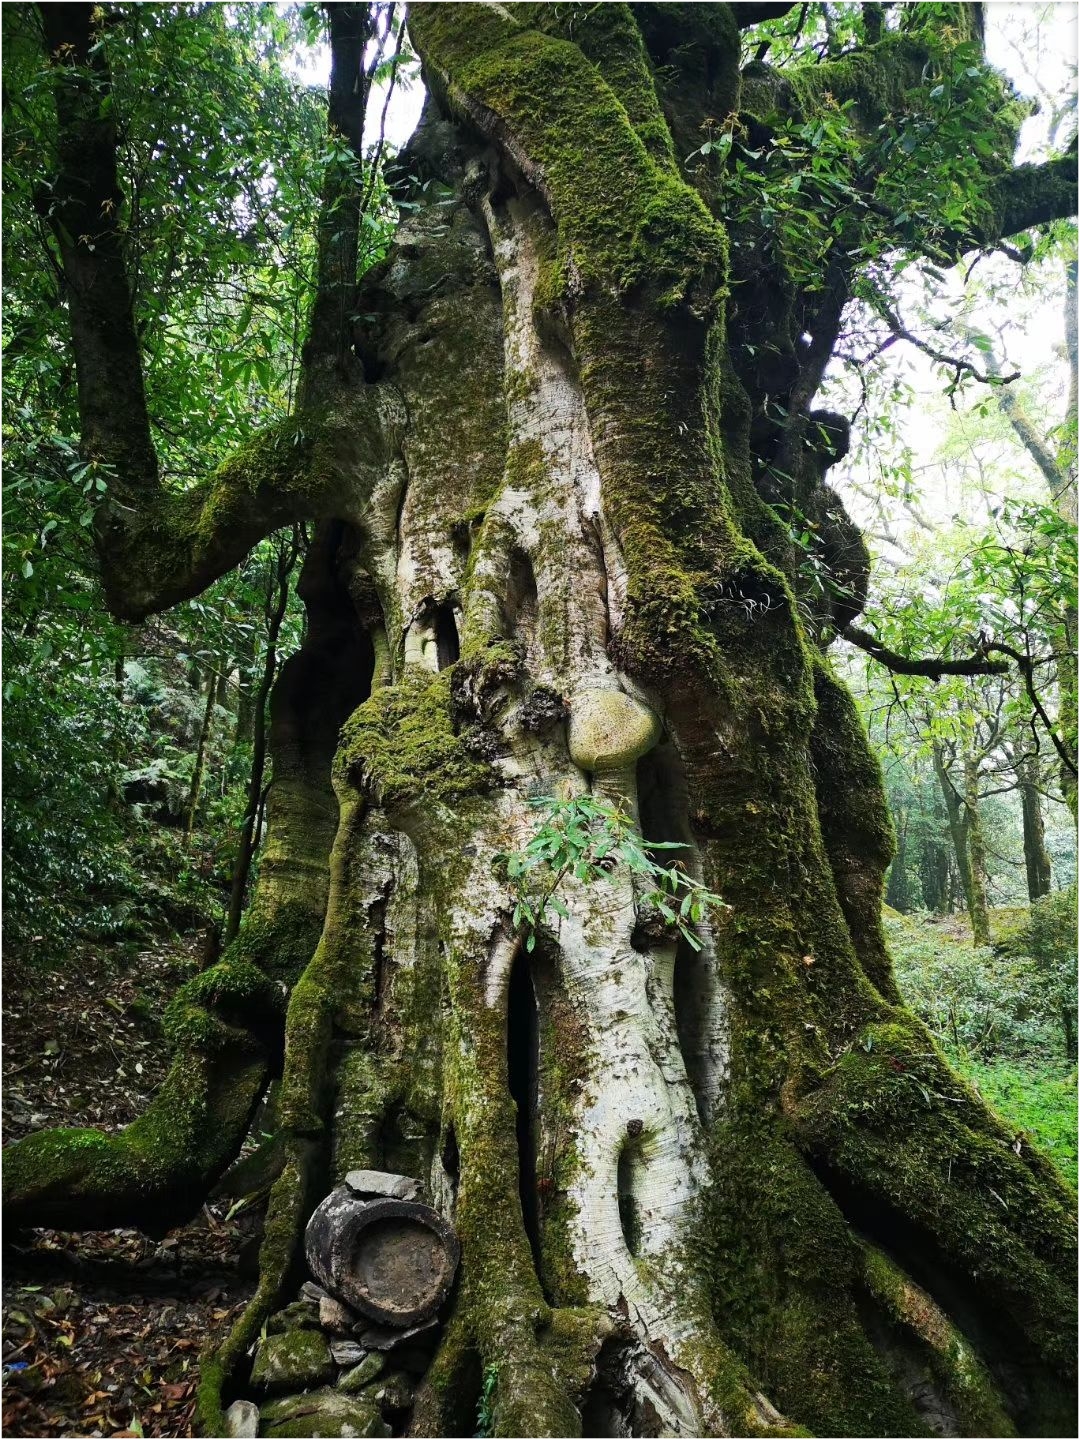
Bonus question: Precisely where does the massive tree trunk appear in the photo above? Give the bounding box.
[5,5,1077,1437]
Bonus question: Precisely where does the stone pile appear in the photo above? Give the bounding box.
[224,1171,459,1438]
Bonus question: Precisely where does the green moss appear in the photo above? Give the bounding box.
[226,899,323,987]
[535,979,590,1306]
[795,1018,1078,1377]
[337,669,492,812]
[538,1,676,168]
[420,911,605,1437]
[859,1242,1015,1436]
[412,5,725,308]
[210,416,312,499]
[164,957,282,1052]
[787,38,926,129]
[809,657,900,1003]
[695,1117,928,1437]
[3,1048,266,1233]
[395,285,508,541]
[251,1328,332,1393]
[259,1387,389,1438]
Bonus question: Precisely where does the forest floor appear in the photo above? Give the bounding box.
[3,908,1073,1436]
[2,935,260,1439]
[886,906,1079,1186]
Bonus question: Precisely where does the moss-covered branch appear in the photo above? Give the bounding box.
[2,902,321,1235]
[840,624,1010,679]
[98,389,402,622]
[37,3,404,626]
[985,146,1078,243]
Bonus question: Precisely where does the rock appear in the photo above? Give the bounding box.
[355,1318,438,1353]
[330,1340,366,1367]
[343,1169,421,1201]
[338,1352,385,1393]
[568,688,660,772]
[5,1310,33,1337]
[373,1371,414,1416]
[251,1330,334,1395]
[224,1399,259,1437]
[321,1296,357,1334]
[301,1280,329,1303]
[266,1300,320,1334]
[260,1387,390,1438]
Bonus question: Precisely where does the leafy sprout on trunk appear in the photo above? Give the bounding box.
[497,793,730,953]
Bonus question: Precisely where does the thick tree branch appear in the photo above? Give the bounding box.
[988,145,1079,242]
[733,3,798,28]
[840,624,1009,679]
[37,3,157,485]
[96,390,399,622]
[301,3,377,391]
[36,2,393,622]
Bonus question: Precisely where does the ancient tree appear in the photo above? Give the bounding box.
[4,3,1077,1437]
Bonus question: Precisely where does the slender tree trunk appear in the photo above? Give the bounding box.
[1056,259,1078,814]
[233,623,258,746]
[225,535,298,944]
[1019,753,1053,902]
[885,808,910,911]
[920,833,950,914]
[962,755,992,945]
[183,673,221,848]
[933,742,990,943]
[965,265,1077,813]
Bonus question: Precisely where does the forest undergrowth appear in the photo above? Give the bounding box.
[886,905,1078,1185]
[2,931,261,1439]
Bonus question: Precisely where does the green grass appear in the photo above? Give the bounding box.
[955,1058,1078,1188]
[884,908,1078,1192]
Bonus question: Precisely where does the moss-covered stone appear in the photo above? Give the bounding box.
[251,1328,334,1395]
[260,1386,390,1438]
[265,1300,321,1335]
[338,1353,386,1393]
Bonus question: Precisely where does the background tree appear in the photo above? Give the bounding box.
[3,5,1077,1439]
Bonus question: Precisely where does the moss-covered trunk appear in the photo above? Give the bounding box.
[6,5,1076,1437]
[933,742,991,948]
[1019,754,1054,904]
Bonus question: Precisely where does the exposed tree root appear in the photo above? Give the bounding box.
[0,901,319,1236]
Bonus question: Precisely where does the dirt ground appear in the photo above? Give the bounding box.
[3,937,260,1438]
